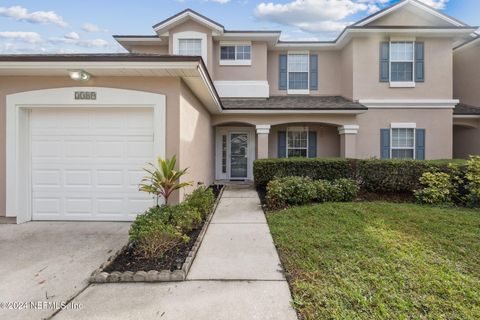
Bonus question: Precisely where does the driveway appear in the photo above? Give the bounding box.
[0,222,130,320]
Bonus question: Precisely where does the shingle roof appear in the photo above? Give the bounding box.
[221,96,367,110]
[454,103,480,115]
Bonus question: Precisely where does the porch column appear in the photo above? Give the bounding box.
[256,125,271,159]
[338,125,359,158]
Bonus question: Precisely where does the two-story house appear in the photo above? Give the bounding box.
[0,0,478,223]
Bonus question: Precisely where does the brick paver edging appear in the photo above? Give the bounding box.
[89,186,224,283]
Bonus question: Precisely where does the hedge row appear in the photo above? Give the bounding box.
[254,158,467,194]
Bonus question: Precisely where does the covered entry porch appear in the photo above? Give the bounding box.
[213,116,361,181]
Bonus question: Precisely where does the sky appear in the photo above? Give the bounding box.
[0,0,478,54]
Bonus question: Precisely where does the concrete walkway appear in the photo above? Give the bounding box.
[54,185,298,320]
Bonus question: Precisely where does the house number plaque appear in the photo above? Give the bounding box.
[75,91,97,100]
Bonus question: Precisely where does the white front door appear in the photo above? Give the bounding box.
[30,107,155,221]
[215,127,255,181]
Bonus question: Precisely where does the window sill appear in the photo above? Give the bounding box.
[219,60,251,66]
[390,81,416,88]
[287,89,310,95]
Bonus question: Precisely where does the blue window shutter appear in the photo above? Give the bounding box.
[279,55,287,90]
[380,42,389,82]
[309,54,318,90]
[308,131,317,158]
[416,129,425,160]
[415,42,425,82]
[278,131,287,158]
[380,129,390,159]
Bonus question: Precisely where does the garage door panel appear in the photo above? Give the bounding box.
[31,107,155,221]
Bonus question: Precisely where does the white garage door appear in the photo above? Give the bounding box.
[31,107,155,221]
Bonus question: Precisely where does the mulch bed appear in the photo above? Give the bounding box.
[104,227,202,272]
[104,184,223,273]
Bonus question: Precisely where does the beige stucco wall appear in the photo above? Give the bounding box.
[340,42,354,100]
[212,41,268,81]
[453,125,480,159]
[453,41,480,107]
[168,20,214,73]
[352,36,453,100]
[268,124,340,158]
[366,4,453,27]
[179,82,215,198]
[267,50,342,96]
[0,75,217,216]
[356,108,453,159]
[129,45,169,54]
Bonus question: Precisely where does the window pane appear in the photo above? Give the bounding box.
[392,149,414,159]
[220,46,235,60]
[288,149,307,158]
[288,54,308,72]
[179,39,202,56]
[391,42,414,61]
[288,72,308,90]
[236,45,251,60]
[391,62,413,82]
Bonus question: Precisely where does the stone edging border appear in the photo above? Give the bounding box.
[89,185,224,283]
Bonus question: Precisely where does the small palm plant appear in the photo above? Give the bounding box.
[139,155,192,205]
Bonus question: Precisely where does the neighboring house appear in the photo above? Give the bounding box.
[453,35,480,158]
[0,0,478,223]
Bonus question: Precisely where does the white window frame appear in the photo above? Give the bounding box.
[219,41,252,66]
[286,126,309,158]
[390,123,416,159]
[173,31,208,66]
[287,51,310,95]
[389,41,415,88]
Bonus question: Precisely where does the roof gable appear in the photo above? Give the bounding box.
[355,0,466,27]
[153,9,224,36]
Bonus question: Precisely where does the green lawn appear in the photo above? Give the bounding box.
[267,202,480,320]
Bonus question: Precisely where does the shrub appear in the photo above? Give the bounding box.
[330,178,360,202]
[465,156,480,207]
[312,180,332,203]
[164,203,202,233]
[135,223,187,259]
[266,176,316,210]
[356,159,463,193]
[254,158,354,188]
[414,172,453,205]
[185,186,215,219]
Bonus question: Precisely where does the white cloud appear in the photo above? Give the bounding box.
[81,23,108,33]
[0,6,67,27]
[64,31,80,40]
[0,31,42,43]
[417,0,449,10]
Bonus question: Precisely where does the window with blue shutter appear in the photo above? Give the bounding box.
[380,129,390,159]
[308,131,317,158]
[278,131,287,158]
[279,55,287,90]
[380,42,390,82]
[415,42,425,82]
[309,55,318,91]
[416,129,425,160]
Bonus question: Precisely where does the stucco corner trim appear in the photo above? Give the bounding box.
[256,124,271,134]
[6,87,166,224]
[359,99,459,109]
[338,124,359,135]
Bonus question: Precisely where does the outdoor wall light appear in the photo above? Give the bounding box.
[68,69,91,81]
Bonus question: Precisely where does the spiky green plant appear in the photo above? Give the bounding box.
[139,155,192,205]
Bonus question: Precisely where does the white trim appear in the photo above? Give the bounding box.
[214,81,269,98]
[256,124,271,134]
[220,60,251,66]
[215,127,255,180]
[453,115,480,119]
[355,0,465,27]
[359,99,459,109]
[6,87,166,224]
[287,89,310,95]
[153,10,224,35]
[390,36,416,42]
[391,122,417,128]
[173,31,208,66]
[338,125,360,135]
[390,81,416,88]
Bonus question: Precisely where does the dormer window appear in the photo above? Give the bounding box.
[178,39,202,56]
[219,42,252,66]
